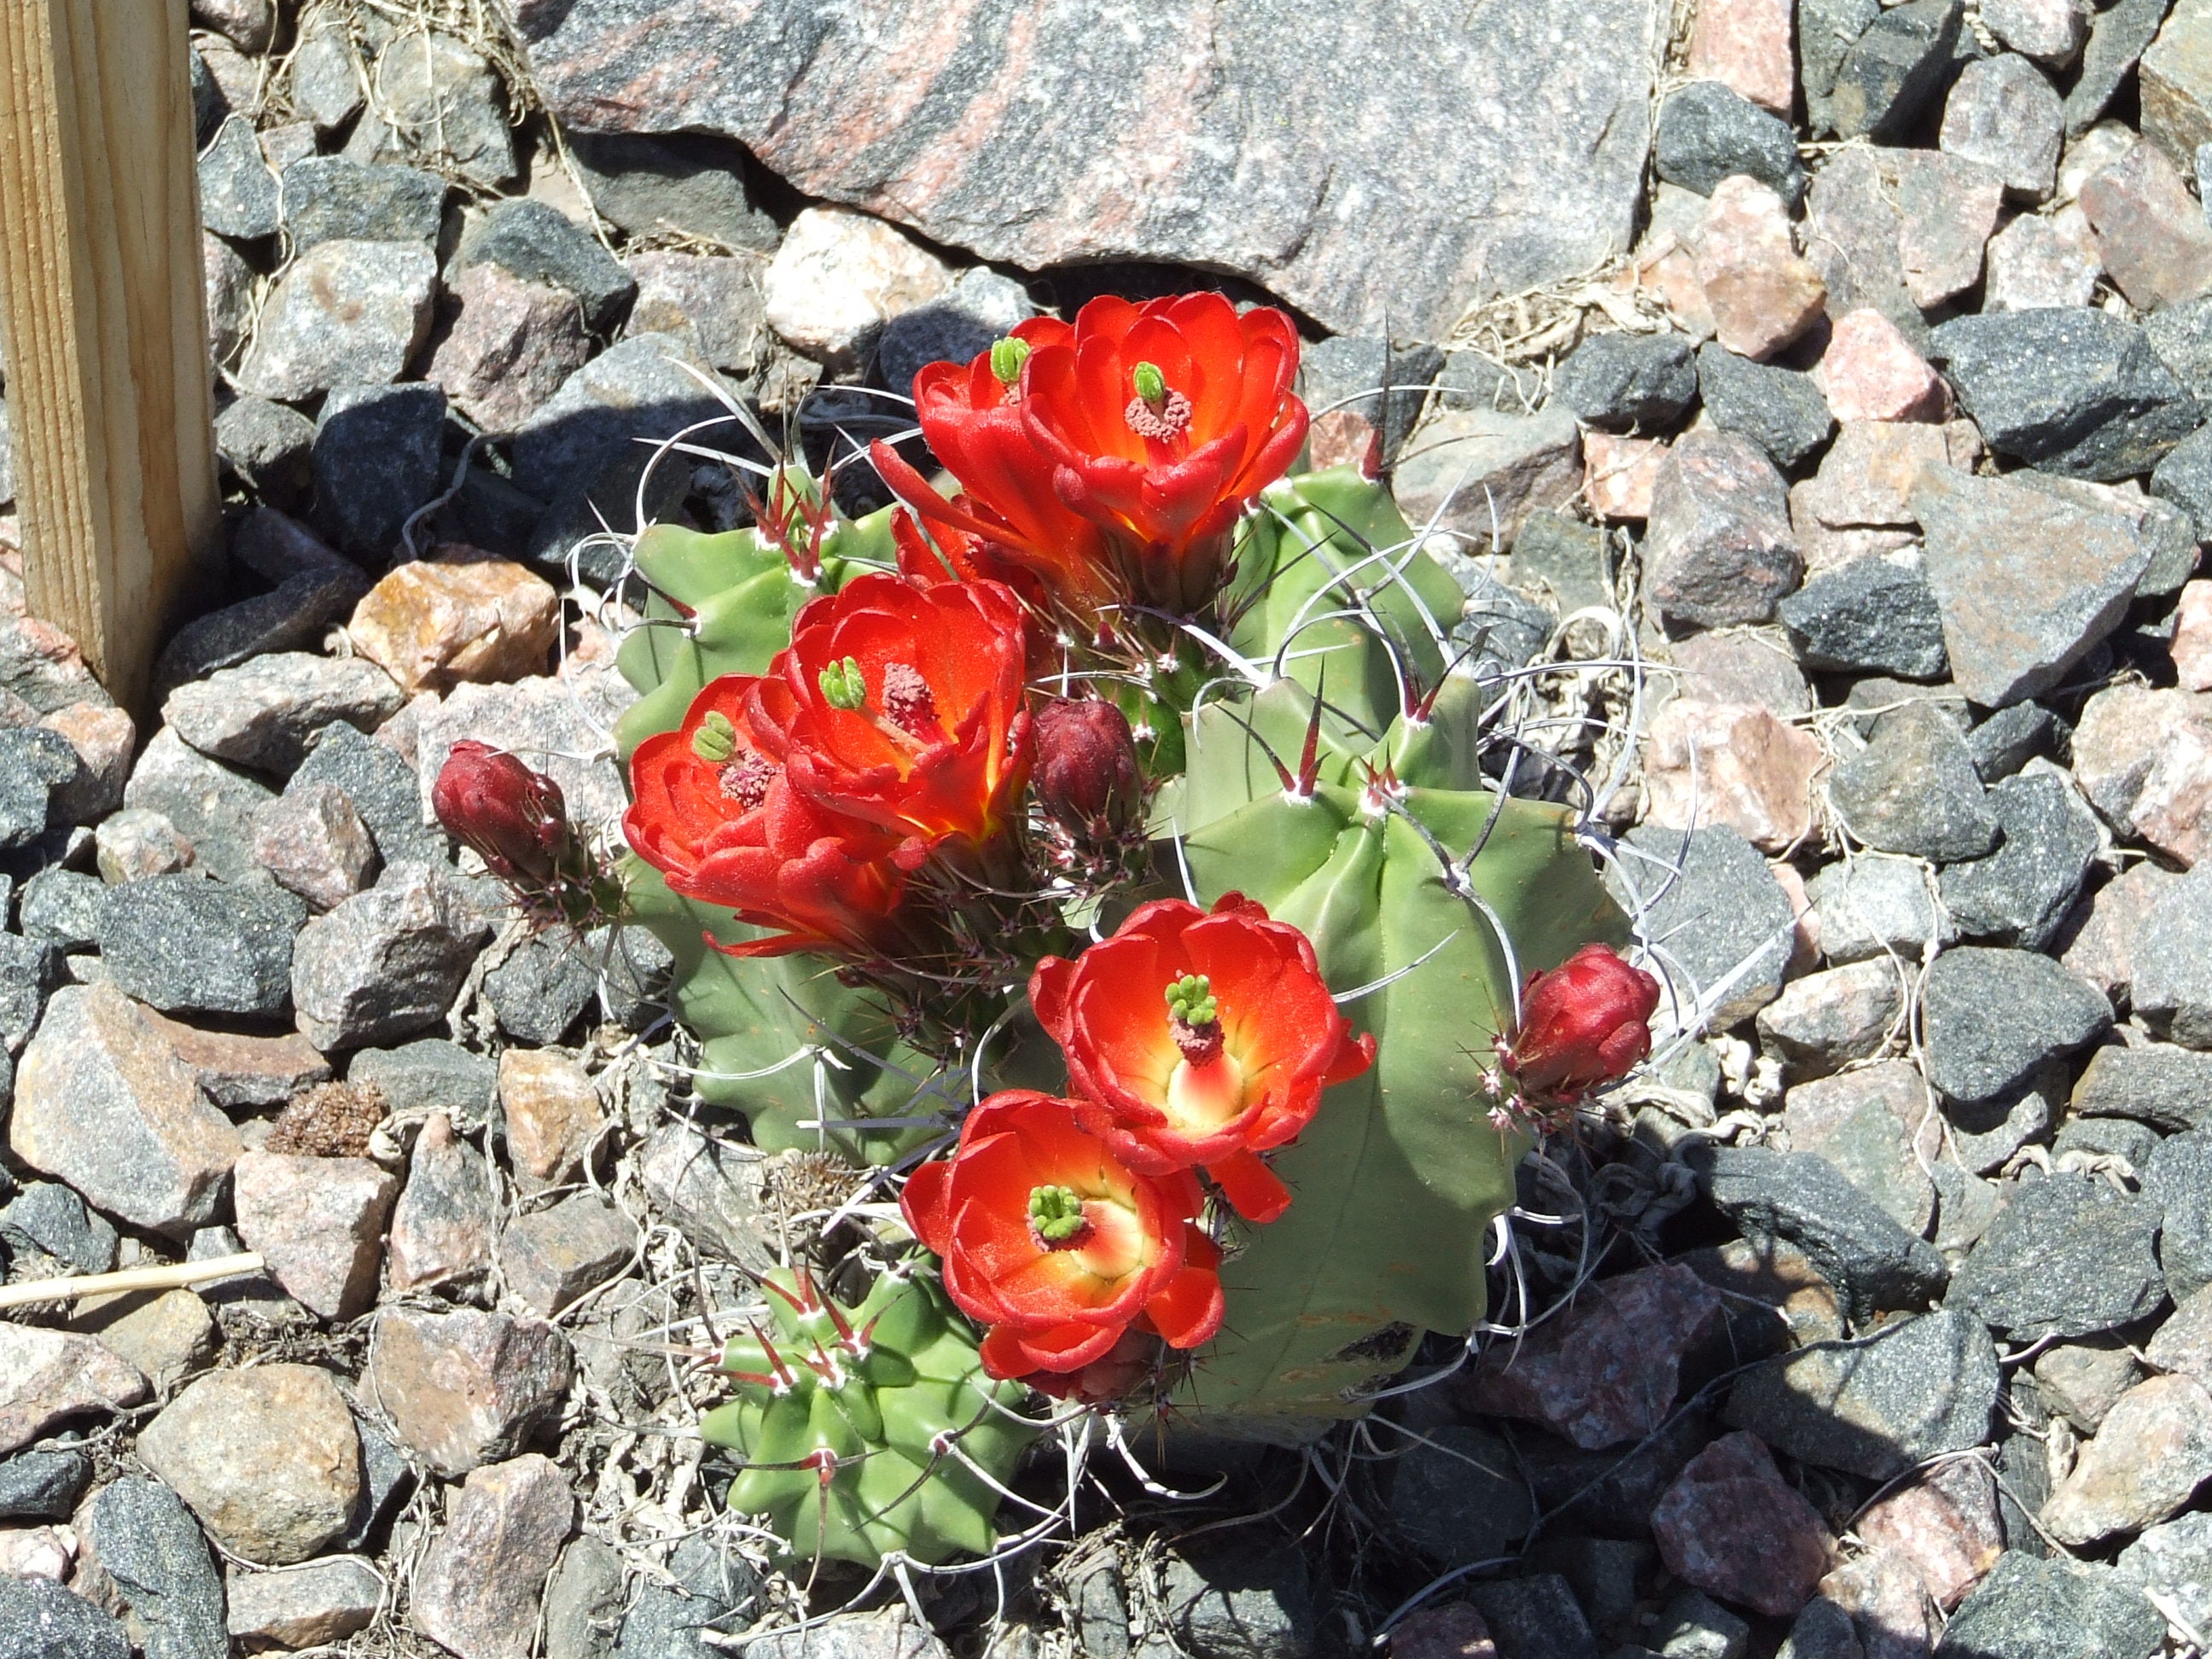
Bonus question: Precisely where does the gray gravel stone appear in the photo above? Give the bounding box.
[499,1196,637,1318]
[1936,1551,2161,1659]
[1292,335,1445,473]
[1656,80,1806,202]
[2145,1129,2212,1301]
[123,727,276,885]
[1927,308,2200,481]
[214,396,318,511]
[1965,701,2057,782]
[2064,0,2172,136]
[281,157,445,251]
[0,1442,92,1521]
[1922,946,2110,1104]
[313,381,449,561]
[1775,1597,1860,1659]
[0,934,58,1055]
[0,1181,119,1274]
[568,131,777,251]
[1695,345,1835,470]
[97,874,305,1019]
[81,1476,227,1659]
[1911,464,2155,707]
[1465,1576,1599,1659]
[2116,1511,2212,1636]
[1725,1311,1999,1481]
[872,265,1038,400]
[1949,1172,2166,1338]
[153,564,373,696]
[199,115,279,241]
[292,864,491,1051]
[1807,853,1956,963]
[2151,422,2212,541]
[0,728,81,848]
[2132,867,2212,1048]
[1778,556,1949,678]
[636,1125,772,1269]
[1555,331,1697,431]
[346,30,516,191]
[623,251,774,381]
[2052,1114,2159,1168]
[239,239,439,403]
[288,721,444,869]
[1511,510,1615,614]
[1608,823,1797,1028]
[0,1576,130,1659]
[457,199,636,334]
[1688,1144,1950,1320]
[348,1038,498,1131]
[1938,768,2100,951]
[2145,290,2212,403]
[1388,1422,1532,1568]
[485,929,599,1045]
[618,1537,760,1659]
[163,652,404,776]
[1830,702,2001,862]
[1644,429,1802,628]
[288,24,364,133]
[546,1537,626,1659]
[2072,1043,2212,1133]
[1824,0,1965,141]
[1941,53,2064,201]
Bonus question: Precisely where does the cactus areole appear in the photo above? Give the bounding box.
[603,292,1648,1567]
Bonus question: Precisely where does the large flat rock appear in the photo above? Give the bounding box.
[515,0,1664,338]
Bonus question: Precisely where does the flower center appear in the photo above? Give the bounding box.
[1165,972,1223,1064]
[1027,1184,1091,1248]
[1125,360,1193,442]
[718,751,777,810]
[691,710,740,765]
[881,662,941,739]
[990,335,1030,391]
[818,656,868,711]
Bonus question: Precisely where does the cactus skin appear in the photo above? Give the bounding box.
[1167,577,1628,1423]
[702,1267,1037,1567]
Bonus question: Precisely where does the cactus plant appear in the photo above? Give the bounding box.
[702,1266,1038,1566]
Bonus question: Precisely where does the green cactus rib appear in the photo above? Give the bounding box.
[1165,672,1627,1421]
[702,1267,1037,1567]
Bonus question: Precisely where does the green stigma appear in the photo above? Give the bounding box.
[990,335,1031,386]
[1132,360,1168,407]
[690,710,738,764]
[1165,972,1219,1029]
[818,657,868,712]
[1027,1185,1088,1243]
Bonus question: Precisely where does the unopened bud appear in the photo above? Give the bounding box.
[1032,696,1144,843]
[431,741,573,887]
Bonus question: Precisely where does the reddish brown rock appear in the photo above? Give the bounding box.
[410,1454,573,1659]
[1641,699,1825,852]
[136,1004,330,1109]
[1983,207,2103,310]
[1687,0,1794,114]
[1820,310,1948,424]
[231,1148,399,1321]
[2059,861,2184,1000]
[499,1049,606,1193]
[2174,579,2212,691]
[387,1113,498,1297]
[2081,139,2212,310]
[2071,683,2212,865]
[0,1325,147,1456]
[1696,176,1826,360]
[1584,432,1665,521]
[348,552,562,696]
[1388,1603,1499,1659]
[1794,421,1977,533]
[425,264,594,433]
[1819,1547,1936,1659]
[1644,428,1802,627]
[1653,1430,1834,1617]
[360,1307,574,1477]
[1464,1262,1725,1449]
[37,702,134,822]
[252,783,380,911]
[2043,1373,2212,1545]
[1858,1458,2004,1610]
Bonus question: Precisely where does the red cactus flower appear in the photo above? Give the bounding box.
[624,675,911,961]
[900,1091,1225,1378]
[1029,892,1375,1224]
[1019,1329,1160,1406]
[745,572,1033,870]
[1031,696,1144,845]
[433,741,578,887]
[1500,945,1662,1103]
[1018,293,1308,614]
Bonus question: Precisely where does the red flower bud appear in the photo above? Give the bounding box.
[1500,945,1661,1103]
[432,741,575,887]
[1031,697,1144,843]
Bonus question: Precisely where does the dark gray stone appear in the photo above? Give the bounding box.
[214,396,318,512]
[2116,1511,2212,1635]
[2144,1129,2212,1301]
[1650,1589,1749,1659]
[96,873,306,1020]
[0,1575,130,1659]
[1948,1172,2165,1339]
[1922,946,2110,1104]
[1688,1144,1950,1320]
[1607,824,1798,1028]
[1724,1311,2000,1480]
[81,1476,227,1659]
[1935,1551,2162,1659]
[314,382,449,561]
[0,1181,119,1274]
[0,1442,93,1521]
[1824,0,1965,141]
[1529,1537,1649,1646]
[1829,702,2000,863]
[593,926,674,1029]
[1776,1596,1860,1659]
[2064,0,2174,137]
[1465,1575,1599,1659]
[517,0,1662,341]
[0,933,62,1053]
[2145,291,2212,404]
[1508,510,1615,614]
[338,1416,413,1553]
[346,30,518,191]
[568,131,778,251]
[545,1537,625,1659]
[1777,557,1948,678]
[1965,701,2055,783]
[1655,80,1806,202]
[1297,334,1447,469]
[1554,332,1697,431]
[122,728,276,885]
[289,23,364,133]
[347,1038,498,1130]
[2132,869,2212,1049]
[873,267,1038,407]
[1519,1409,1714,1540]
[1800,0,1883,129]
[1926,308,2200,482]
[1937,769,2099,951]
[198,116,279,241]
[151,564,374,695]
[486,930,598,1045]
[618,1536,760,1659]
[1389,1422,1534,1569]
[2051,1114,2158,1167]
[457,199,636,334]
[0,728,83,847]
[288,721,445,870]
[189,44,222,144]
[2072,1043,2212,1134]
[280,157,447,252]
[1155,1538,1313,1659]
[1450,568,1556,678]
[1695,344,1835,470]
[2151,422,2212,541]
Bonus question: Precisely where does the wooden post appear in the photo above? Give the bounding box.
[0,0,219,713]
